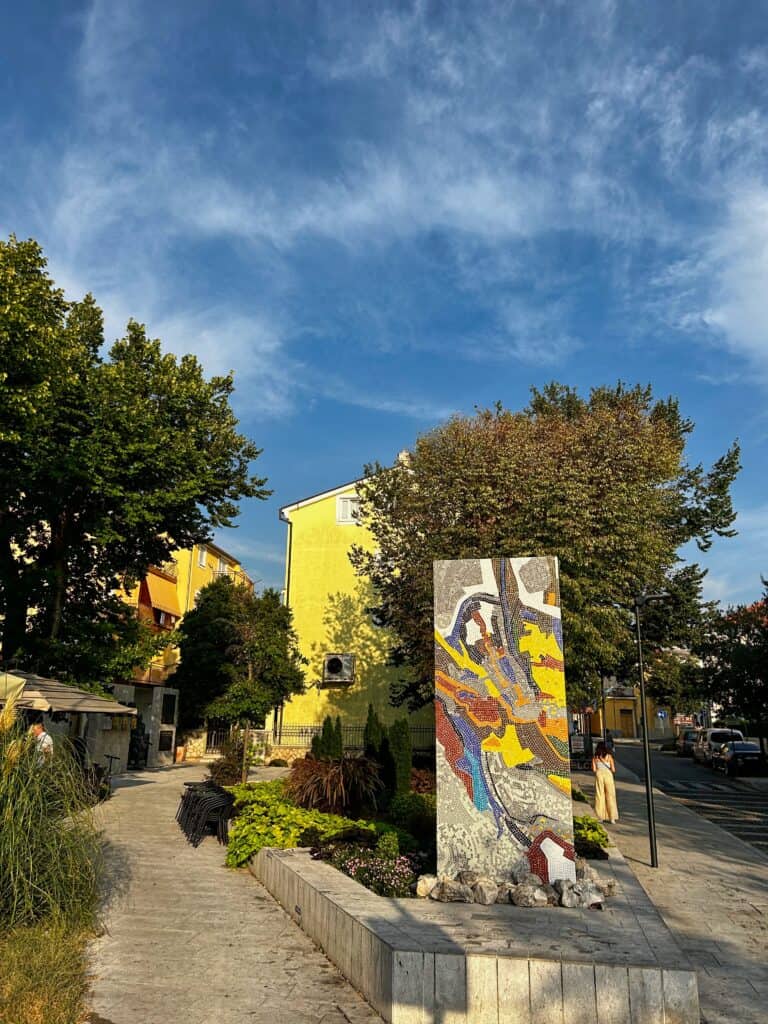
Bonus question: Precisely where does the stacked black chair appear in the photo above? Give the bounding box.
[176,781,235,848]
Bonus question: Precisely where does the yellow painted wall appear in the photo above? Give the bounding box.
[593,694,672,738]
[278,486,431,729]
[121,542,248,683]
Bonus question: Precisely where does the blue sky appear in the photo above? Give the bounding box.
[2,0,767,606]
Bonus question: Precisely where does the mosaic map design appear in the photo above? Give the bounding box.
[434,557,576,884]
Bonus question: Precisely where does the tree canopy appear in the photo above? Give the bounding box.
[351,384,740,710]
[174,579,306,726]
[0,236,267,679]
[694,583,768,730]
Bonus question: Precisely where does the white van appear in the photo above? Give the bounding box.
[692,727,744,764]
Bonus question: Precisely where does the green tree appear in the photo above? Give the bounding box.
[363,703,385,758]
[695,583,768,738]
[351,384,740,710]
[0,236,267,677]
[175,579,305,727]
[388,718,412,796]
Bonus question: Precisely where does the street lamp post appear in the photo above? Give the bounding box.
[633,592,670,869]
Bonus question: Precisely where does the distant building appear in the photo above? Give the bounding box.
[116,542,250,766]
[270,481,432,751]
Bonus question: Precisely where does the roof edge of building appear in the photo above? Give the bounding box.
[279,478,362,520]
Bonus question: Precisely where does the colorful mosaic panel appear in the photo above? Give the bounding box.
[434,557,575,883]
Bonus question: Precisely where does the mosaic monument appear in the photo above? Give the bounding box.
[434,557,575,884]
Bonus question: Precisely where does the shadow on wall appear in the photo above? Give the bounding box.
[308,580,422,725]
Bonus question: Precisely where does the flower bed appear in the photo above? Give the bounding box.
[225,780,417,876]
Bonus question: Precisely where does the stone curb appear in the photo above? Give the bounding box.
[249,847,700,1024]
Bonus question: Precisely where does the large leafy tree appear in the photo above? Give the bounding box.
[0,236,267,676]
[694,583,768,734]
[174,579,306,727]
[351,384,740,710]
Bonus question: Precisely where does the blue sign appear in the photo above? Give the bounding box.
[657,710,667,719]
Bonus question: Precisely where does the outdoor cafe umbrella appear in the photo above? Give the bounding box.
[0,670,137,717]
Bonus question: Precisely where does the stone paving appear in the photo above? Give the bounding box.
[578,754,768,1024]
[87,765,382,1024]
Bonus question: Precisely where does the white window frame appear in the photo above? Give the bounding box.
[197,545,207,568]
[336,495,361,524]
[218,556,228,574]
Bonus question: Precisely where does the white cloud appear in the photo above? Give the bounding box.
[698,188,768,374]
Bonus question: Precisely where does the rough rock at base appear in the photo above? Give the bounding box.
[458,870,480,887]
[430,879,474,903]
[472,878,499,905]
[509,858,531,884]
[512,883,549,908]
[415,874,438,898]
[495,882,516,904]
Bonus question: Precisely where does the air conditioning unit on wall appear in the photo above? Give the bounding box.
[322,653,356,687]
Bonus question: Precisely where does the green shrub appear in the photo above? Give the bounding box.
[572,785,588,803]
[310,715,343,760]
[225,779,418,866]
[225,781,379,866]
[376,831,400,859]
[268,758,289,767]
[388,791,436,842]
[0,705,101,928]
[207,734,246,786]
[389,718,412,796]
[363,703,385,758]
[285,754,382,815]
[228,778,287,807]
[573,815,610,858]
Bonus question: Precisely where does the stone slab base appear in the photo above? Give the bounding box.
[250,848,699,1024]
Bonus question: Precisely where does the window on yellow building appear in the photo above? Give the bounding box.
[197,545,207,567]
[336,496,360,524]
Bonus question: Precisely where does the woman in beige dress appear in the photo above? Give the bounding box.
[592,741,618,823]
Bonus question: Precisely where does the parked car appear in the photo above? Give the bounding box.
[675,728,699,757]
[711,740,765,777]
[692,728,744,765]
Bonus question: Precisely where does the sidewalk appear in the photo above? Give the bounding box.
[604,763,768,1024]
[88,765,381,1024]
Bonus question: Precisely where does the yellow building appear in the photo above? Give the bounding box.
[272,481,432,744]
[116,541,250,765]
[590,685,672,739]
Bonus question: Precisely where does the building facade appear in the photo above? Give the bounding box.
[119,541,249,766]
[271,481,432,746]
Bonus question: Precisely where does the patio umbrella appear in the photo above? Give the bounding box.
[0,671,26,706]
[0,670,137,717]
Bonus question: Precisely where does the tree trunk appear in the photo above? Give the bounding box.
[0,538,28,662]
[48,514,68,641]
[1,594,28,664]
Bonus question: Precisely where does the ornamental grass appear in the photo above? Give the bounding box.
[0,694,101,929]
[285,753,383,816]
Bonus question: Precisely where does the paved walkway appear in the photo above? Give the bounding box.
[578,751,768,1024]
[88,765,382,1024]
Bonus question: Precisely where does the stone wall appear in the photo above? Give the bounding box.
[251,847,700,1024]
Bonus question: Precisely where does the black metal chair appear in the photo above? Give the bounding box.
[176,782,235,847]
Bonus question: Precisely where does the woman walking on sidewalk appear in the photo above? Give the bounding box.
[592,741,618,823]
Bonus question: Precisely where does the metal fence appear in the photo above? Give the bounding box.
[205,725,272,756]
[272,723,435,752]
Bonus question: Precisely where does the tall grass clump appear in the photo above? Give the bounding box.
[0,696,102,929]
[286,754,382,816]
